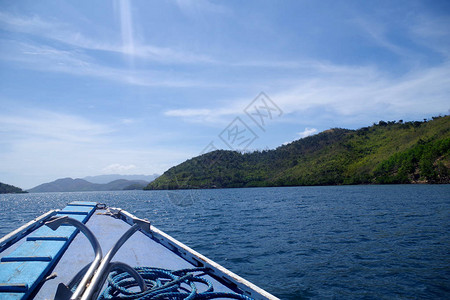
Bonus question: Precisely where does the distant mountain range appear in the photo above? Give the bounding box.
[28,175,157,193]
[82,174,159,184]
[146,115,449,190]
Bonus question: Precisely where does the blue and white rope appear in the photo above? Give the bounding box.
[98,267,254,300]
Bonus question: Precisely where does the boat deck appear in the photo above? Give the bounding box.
[0,202,276,299]
[35,209,234,298]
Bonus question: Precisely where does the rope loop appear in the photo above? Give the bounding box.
[98,267,254,300]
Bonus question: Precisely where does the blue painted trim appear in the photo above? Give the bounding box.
[1,256,52,262]
[59,210,89,215]
[26,236,68,241]
[0,284,28,292]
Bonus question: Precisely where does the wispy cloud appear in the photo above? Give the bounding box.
[175,0,230,17]
[0,40,215,87]
[410,15,450,58]
[274,62,450,123]
[354,17,408,57]
[120,118,137,125]
[164,108,212,117]
[0,11,215,64]
[352,10,450,64]
[164,104,245,124]
[102,163,137,174]
[164,59,450,126]
[0,109,111,143]
[297,128,318,138]
[116,0,135,63]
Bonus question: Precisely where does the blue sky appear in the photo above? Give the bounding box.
[1,0,449,189]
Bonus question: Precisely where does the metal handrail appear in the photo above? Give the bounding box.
[46,215,150,300]
[81,217,151,300]
[45,216,102,300]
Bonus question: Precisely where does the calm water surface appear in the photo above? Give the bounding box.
[1,185,449,299]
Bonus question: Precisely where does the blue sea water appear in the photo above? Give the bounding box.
[1,185,449,299]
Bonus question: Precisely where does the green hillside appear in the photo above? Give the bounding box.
[145,116,450,190]
[0,182,27,194]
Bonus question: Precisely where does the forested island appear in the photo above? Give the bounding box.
[145,116,449,190]
[0,182,27,194]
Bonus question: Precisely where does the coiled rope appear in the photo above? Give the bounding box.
[98,267,254,300]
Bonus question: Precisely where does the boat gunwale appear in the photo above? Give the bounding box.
[0,209,59,252]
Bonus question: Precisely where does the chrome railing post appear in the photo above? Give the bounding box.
[81,218,151,300]
[45,216,103,300]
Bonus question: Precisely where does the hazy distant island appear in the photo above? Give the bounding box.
[82,174,159,184]
[0,182,27,194]
[28,174,158,193]
[145,115,449,190]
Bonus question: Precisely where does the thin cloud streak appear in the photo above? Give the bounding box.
[0,11,215,64]
[164,60,450,125]
[410,15,450,58]
[102,163,137,174]
[0,109,111,143]
[354,17,409,58]
[175,0,230,17]
[275,64,450,121]
[0,40,217,88]
[165,109,212,117]
[117,0,135,64]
